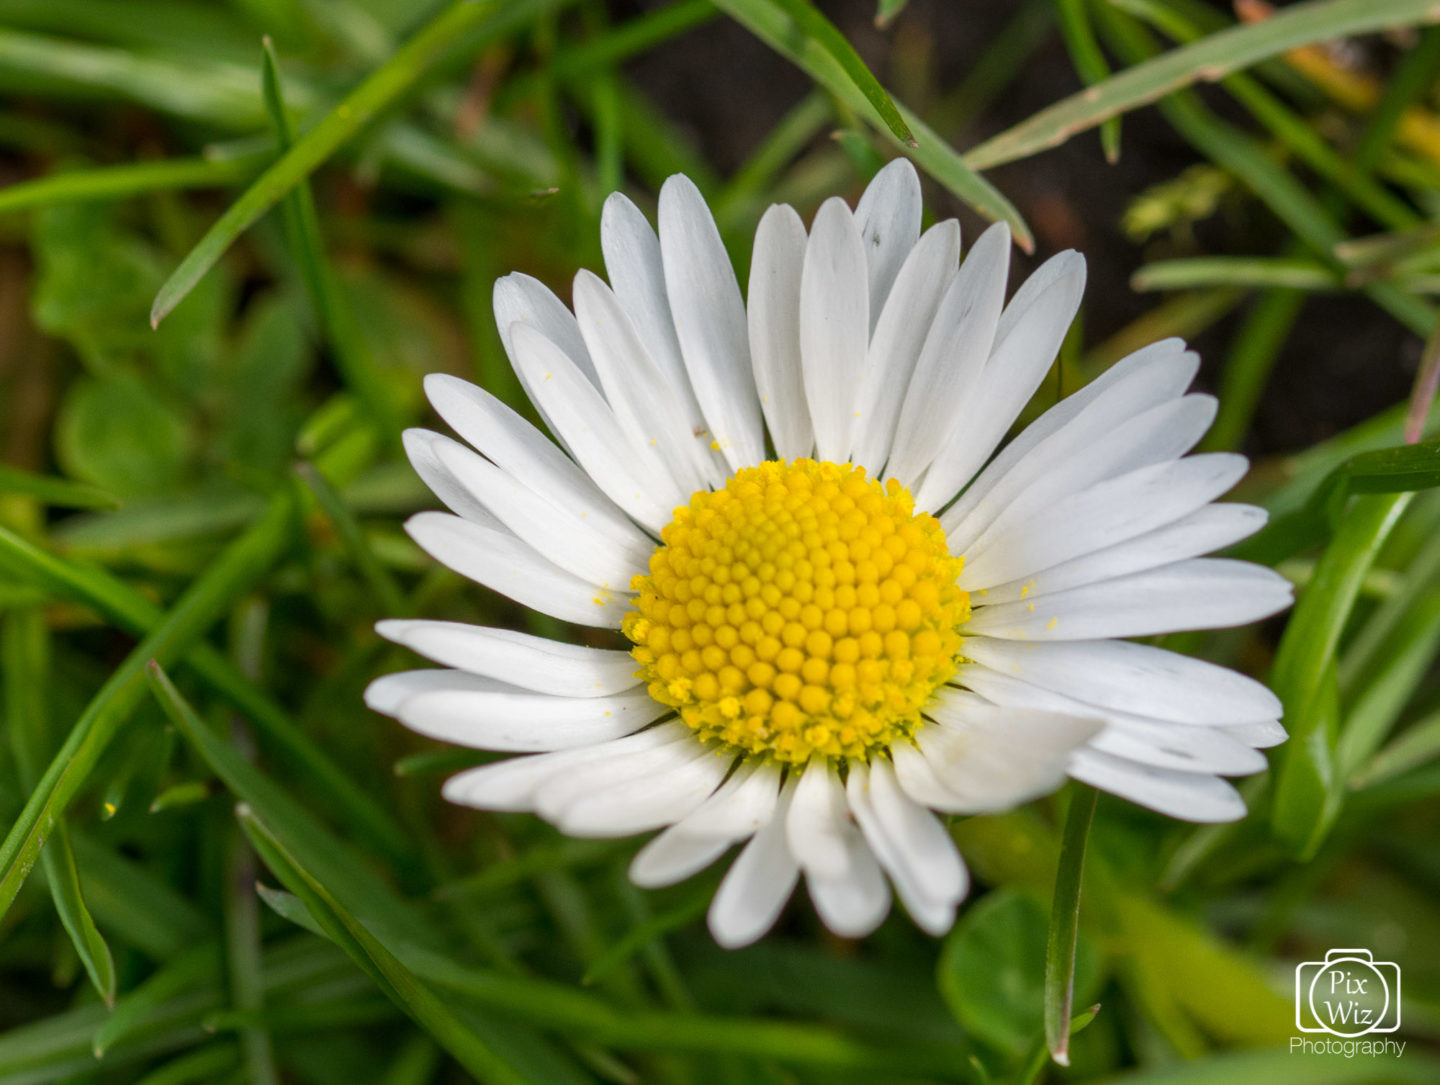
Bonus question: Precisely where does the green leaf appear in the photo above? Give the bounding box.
[0,464,117,509]
[1132,256,1336,293]
[1043,784,1097,1067]
[235,803,539,1085]
[711,0,1033,250]
[150,0,571,327]
[1271,494,1413,858]
[765,0,914,146]
[966,0,1440,170]
[55,374,190,497]
[0,492,295,923]
[875,0,910,28]
[938,889,1098,1055]
[0,154,261,215]
[1053,0,1120,162]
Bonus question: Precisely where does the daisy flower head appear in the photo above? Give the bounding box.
[366,160,1293,948]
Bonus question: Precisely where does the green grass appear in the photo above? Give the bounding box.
[2,0,1440,1082]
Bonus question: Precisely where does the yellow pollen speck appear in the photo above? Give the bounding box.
[621,458,970,764]
[1045,617,1058,630]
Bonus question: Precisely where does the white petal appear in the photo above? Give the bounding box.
[890,740,973,812]
[629,762,781,888]
[915,252,1086,510]
[961,452,1249,590]
[1222,719,1287,749]
[957,665,1269,773]
[748,203,814,461]
[493,272,598,387]
[423,374,643,550]
[601,192,722,484]
[964,558,1293,640]
[509,323,682,531]
[708,780,800,949]
[916,693,1104,813]
[573,270,714,493]
[405,511,631,628]
[556,746,731,837]
[806,827,890,939]
[886,222,1009,485]
[1068,748,1248,822]
[786,759,853,881]
[530,724,695,821]
[441,726,680,811]
[401,429,505,530]
[941,343,1199,542]
[847,760,966,935]
[849,221,961,475]
[365,668,495,716]
[979,503,1268,605]
[961,637,1283,725]
[431,437,645,588]
[659,175,764,469]
[375,619,639,698]
[950,396,1223,557]
[854,158,922,326]
[800,197,870,462]
[391,684,665,752]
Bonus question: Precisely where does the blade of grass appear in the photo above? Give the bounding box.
[966,0,1440,170]
[1043,784,1097,1067]
[0,492,295,923]
[261,38,398,438]
[712,0,1033,250]
[3,609,116,1007]
[223,824,279,1085]
[93,943,221,1057]
[0,524,412,867]
[1131,256,1336,292]
[1053,0,1120,162]
[1271,493,1412,858]
[0,465,117,508]
[295,462,407,616]
[766,0,914,146]
[0,155,262,216]
[150,0,569,327]
[235,803,537,1085]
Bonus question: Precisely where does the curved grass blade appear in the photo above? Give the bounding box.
[3,610,116,1007]
[1053,0,1120,162]
[236,805,537,1085]
[150,0,569,328]
[712,0,1032,250]
[0,524,412,867]
[966,0,1440,170]
[1271,493,1413,857]
[765,0,914,145]
[1043,784,1097,1067]
[0,492,295,922]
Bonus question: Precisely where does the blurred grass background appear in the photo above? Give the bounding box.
[2,0,1440,1081]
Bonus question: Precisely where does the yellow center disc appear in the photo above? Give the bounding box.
[622,459,970,764]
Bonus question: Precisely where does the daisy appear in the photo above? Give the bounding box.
[366,160,1292,947]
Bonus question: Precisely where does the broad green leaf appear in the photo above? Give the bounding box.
[966,0,1440,170]
[55,374,190,497]
[938,889,1099,1056]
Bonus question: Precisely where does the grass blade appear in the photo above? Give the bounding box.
[0,492,295,922]
[234,803,537,1085]
[712,0,1033,250]
[150,0,569,327]
[1271,494,1412,857]
[766,0,915,146]
[0,465,117,508]
[0,155,261,216]
[1043,784,1097,1067]
[1053,0,1120,161]
[966,0,1440,170]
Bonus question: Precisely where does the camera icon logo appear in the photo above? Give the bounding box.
[1295,949,1401,1037]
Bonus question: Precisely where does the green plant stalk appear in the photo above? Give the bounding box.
[966,0,1440,170]
[295,463,408,616]
[0,492,295,921]
[1053,0,1120,161]
[1043,784,1097,1066]
[0,524,411,866]
[150,0,570,327]
[1132,257,1335,293]
[224,824,280,1085]
[1272,493,1412,858]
